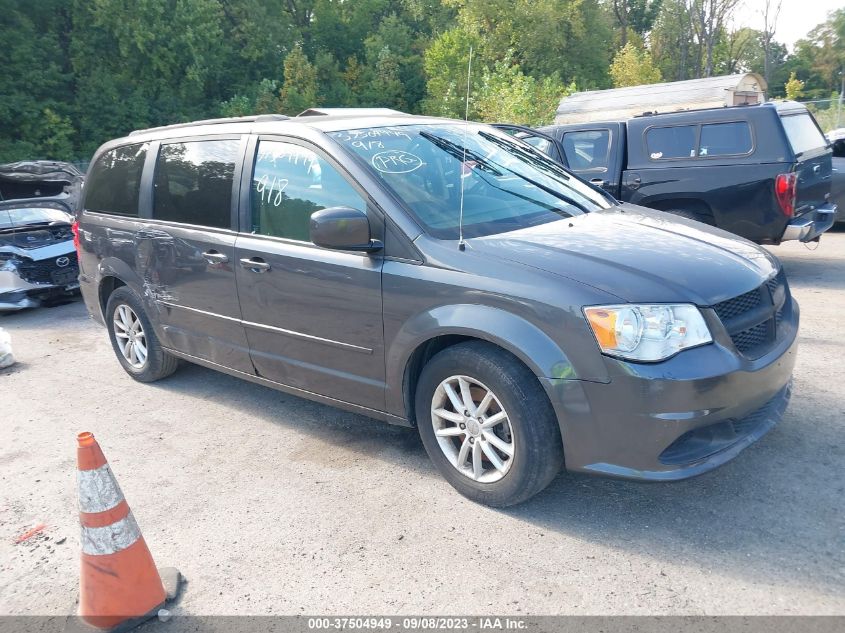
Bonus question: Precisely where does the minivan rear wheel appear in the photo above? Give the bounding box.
[106,287,178,382]
[415,341,563,507]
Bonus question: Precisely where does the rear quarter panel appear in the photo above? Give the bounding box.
[623,163,790,243]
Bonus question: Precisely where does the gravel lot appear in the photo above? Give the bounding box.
[1,232,843,616]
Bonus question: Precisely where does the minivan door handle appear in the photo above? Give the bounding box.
[202,250,229,264]
[239,257,271,273]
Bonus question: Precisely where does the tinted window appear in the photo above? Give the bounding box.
[698,122,753,157]
[646,125,697,160]
[153,139,240,228]
[84,143,147,215]
[781,113,827,155]
[331,124,611,240]
[562,129,610,171]
[251,141,365,242]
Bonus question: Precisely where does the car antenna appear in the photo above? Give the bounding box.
[458,45,473,252]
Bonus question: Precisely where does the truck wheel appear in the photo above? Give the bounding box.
[415,341,563,507]
[666,208,715,225]
[105,287,179,383]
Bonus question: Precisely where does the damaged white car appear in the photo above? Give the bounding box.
[0,160,83,311]
[0,205,80,311]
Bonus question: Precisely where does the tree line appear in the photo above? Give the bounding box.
[1,0,843,163]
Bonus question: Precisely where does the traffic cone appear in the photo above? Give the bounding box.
[75,432,178,630]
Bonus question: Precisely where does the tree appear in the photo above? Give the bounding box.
[314,51,350,107]
[422,27,481,118]
[688,0,741,77]
[444,0,613,89]
[0,0,75,161]
[651,0,699,81]
[717,27,762,75]
[474,57,571,126]
[792,9,845,96]
[363,13,426,111]
[610,42,663,87]
[278,46,318,115]
[365,46,408,110]
[785,72,805,100]
[760,0,782,86]
[610,0,663,47]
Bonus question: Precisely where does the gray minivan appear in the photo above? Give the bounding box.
[75,112,797,506]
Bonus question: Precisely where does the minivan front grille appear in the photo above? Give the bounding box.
[711,270,788,359]
[712,288,761,322]
[732,321,770,354]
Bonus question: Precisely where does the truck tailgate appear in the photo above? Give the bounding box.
[780,111,833,216]
[794,151,832,215]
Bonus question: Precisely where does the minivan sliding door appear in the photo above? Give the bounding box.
[140,135,253,373]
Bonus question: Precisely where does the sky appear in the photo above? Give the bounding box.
[732,0,841,49]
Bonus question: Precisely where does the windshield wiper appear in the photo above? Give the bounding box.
[479,131,573,180]
[421,130,590,214]
[419,131,504,176]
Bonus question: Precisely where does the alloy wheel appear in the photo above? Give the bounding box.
[430,375,515,483]
[113,304,148,369]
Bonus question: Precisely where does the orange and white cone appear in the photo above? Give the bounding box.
[76,432,175,630]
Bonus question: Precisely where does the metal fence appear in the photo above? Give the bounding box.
[797,97,844,133]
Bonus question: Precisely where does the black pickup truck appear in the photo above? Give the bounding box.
[500,101,837,244]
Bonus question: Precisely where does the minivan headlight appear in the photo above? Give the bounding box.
[583,304,712,362]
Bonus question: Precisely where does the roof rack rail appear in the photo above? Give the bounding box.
[128,114,290,136]
[297,107,408,117]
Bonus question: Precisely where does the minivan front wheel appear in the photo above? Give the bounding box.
[430,375,515,483]
[106,287,178,382]
[415,341,563,507]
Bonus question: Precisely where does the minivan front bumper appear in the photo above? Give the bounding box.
[781,203,836,242]
[540,301,798,481]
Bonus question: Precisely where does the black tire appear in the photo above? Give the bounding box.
[415,341,563,507]
[665,208,715,225]
[105,286,179,383]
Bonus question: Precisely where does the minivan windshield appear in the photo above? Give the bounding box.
[331,123,612,239]
[780,112,827,156]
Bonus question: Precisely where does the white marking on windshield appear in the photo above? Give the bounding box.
[371,150,424,174]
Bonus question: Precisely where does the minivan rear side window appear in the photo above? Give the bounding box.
[780,112,827,156]
[153,139,240,229]
[698,122,752,157]
[646,125,697,160]
[84,143,148,216]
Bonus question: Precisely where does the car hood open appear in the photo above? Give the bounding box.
[0,161,84,212]
[471,205,779,306]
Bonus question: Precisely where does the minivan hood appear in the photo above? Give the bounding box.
[471,205,778,306]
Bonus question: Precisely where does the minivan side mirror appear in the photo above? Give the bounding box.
[833,140,845,159]
[310,207,383,252]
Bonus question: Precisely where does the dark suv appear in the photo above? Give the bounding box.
[76,113,798,506]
